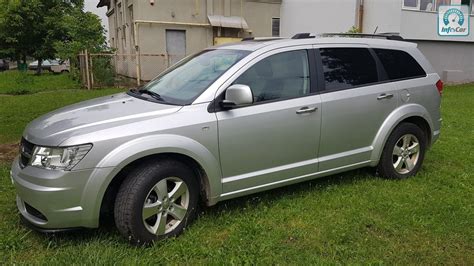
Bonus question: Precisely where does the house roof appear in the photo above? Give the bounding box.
[97,0,110,8]
[208,15,249,30]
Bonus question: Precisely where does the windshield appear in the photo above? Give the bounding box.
[134,49,250,105]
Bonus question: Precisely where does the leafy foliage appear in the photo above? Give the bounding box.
[346,26,361,34]
[91,56,116,86]
[54,8,107,59]
[0,0,106,74]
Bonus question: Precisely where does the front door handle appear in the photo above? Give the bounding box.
[377,93,394,100]
[296,106,318,114]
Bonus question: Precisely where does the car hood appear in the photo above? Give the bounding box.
[24,93,182,146]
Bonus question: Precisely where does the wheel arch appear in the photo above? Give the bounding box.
[370,104,434,166]
[98,152,212,226]
[80,134,222,228]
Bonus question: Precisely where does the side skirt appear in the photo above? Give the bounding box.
[218,160,372,201]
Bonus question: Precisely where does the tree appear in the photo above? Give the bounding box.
[54,9,107,60]
[0,0,105,74]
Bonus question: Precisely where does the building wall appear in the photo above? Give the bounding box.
[135,0,212,80]
[105,0,138,78]
[361,0,474,83]
[400,9,474,41]
[280,0,358,37]
[237,1,280,37]
[362,0,402,33]
[279,0,474,83]
[105,0,280,80]
[415,40,474,83]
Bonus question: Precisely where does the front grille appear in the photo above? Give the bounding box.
[19,137,34,168]
[24,202,48,222]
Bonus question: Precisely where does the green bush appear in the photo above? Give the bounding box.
[92,56,116,87]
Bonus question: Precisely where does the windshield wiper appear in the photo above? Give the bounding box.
[129,88,165,102]
[140,89,165,101]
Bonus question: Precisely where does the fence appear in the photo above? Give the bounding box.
[78,50,174,89]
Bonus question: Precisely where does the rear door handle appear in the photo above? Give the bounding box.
[377,93,394,100]
[296,106,318,114]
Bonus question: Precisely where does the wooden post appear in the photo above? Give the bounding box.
[90,54,94,88]
[84,49,91,90]
[80,51,87,87]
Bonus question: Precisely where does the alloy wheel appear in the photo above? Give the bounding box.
[392,134,420,174]
[142,177,190,235]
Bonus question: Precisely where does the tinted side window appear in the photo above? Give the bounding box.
[320,48,378,91]
[233,50,310,103]
[374,49,426,80]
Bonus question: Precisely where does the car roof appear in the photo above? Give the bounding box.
[212,36,417,51]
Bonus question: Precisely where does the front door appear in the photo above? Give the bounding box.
[166,30,186,67]
[216,49,322,194]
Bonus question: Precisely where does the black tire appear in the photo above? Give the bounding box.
[377,122,427,179]
[114,159,199,245]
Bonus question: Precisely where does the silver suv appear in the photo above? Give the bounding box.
[11,34,442,245]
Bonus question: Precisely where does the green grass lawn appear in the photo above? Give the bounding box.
[0,84,473,264]
[0,88,125,144]
[0,70,81,95]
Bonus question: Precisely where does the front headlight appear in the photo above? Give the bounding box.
[30,144,92,170]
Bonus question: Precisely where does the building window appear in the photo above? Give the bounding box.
[118,3,122,26]
[464,0,474,13]
[436,0,452,10]
[404,0,474,12]
[435,0,471,10]
[272,18,280,37]
[403,0,419,9]
[421,0,434,11]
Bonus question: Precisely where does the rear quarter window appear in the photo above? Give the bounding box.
[320,48,379,91]
[374,49,426,81]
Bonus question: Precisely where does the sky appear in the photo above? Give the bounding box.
[84,0,110,40]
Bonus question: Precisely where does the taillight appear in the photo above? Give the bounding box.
[436,80,443,95]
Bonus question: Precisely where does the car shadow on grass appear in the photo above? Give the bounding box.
[202,167,377,216]
[25,167,379,247]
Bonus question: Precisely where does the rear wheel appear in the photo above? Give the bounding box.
[377,123,427,179]
[114,160,199,245]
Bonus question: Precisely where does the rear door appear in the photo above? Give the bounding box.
[315,45,398,171]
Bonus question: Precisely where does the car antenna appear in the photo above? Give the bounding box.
[373,26,379,34]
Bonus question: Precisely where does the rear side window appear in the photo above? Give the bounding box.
[320,48,378,91]
[374,49,426,80]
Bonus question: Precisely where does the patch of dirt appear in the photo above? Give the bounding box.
[0,143,19,163]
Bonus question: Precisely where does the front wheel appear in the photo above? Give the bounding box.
[377,122,427,179]
[114,160,199,245]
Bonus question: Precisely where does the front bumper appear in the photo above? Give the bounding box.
[19,214,82,233]
[11,157,99,230]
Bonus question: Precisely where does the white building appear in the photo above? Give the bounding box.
[281,0,474,83]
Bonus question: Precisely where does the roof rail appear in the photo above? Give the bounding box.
[291,33,315,39]
[241,37,284,42]
[320,33,404,41]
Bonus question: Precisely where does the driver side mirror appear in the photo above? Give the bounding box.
[221,84,253,109]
